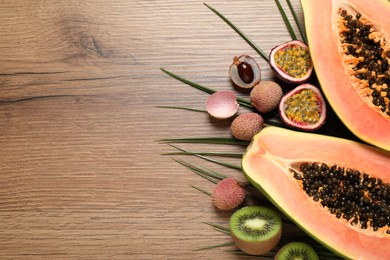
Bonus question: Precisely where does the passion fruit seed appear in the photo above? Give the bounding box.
[274,45,311,78]
[279,84,326,131]
[293,162,390,233]
[237,61,254,84]
[269,40,313,85]
[250,81,283,113]
[231,113,264,141]
[212,177,246,211]
[284,89,321,125]
[338,8,390,117]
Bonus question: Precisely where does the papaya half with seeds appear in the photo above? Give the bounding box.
[242,126,390,259]
[301,0,390,151]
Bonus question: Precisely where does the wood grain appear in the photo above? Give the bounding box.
[0,0,305,259]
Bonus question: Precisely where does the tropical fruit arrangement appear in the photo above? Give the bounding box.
[160,0,390,259]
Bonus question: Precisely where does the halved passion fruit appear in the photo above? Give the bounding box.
[229,55,261,89]
[279,84,326,131]
[269,40,313,85]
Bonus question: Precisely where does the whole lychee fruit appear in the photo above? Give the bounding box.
[231,113,264,141]
[250,81,283,113]
[212,177,246,211]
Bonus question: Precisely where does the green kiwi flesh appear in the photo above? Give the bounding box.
[229,206,282,255]
[275,242,319,260]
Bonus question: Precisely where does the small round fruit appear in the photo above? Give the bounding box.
[229,55,261,89]
[250,81,283,113]
[206,91,239,119]
[269,40,313,85]
[230,206,282,255]
[212,177,245,211]
[231,113,264,141]
[279,83,326,131]
[275,242,319,260]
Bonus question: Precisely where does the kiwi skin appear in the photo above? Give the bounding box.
[230,206,282,255]
[275,242,319,260]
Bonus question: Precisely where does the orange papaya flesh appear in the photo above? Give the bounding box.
[242,126,390,259]
[301,0,390,151]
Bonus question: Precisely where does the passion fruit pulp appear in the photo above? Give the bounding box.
[229,55,261,89]
[269,40,313,85]
[279,83,326,131]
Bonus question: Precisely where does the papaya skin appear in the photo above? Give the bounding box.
[242,126,390,260]
[301,0,390,151]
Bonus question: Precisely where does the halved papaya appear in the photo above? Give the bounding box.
[242,126,390,259]
[301,0,390,151]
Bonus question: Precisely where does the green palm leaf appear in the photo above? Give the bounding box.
[285,0,307,43]
[203,3,269,62]
[160,136,249,146]
[161,68,253,109]
[274,0,297,40]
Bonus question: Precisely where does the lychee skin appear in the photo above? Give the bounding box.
[205,90,239,119]
[250,81,283,113]
[231,113,264,141]
[212,177,246,211]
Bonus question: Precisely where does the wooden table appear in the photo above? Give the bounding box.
[0,1,309,259]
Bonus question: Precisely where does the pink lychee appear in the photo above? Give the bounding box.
[231,113,264,141]
[206,91,239,119]
[212,177,246,210]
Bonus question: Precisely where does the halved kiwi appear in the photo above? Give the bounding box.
[229,206,282,255]
[275,242,319,260]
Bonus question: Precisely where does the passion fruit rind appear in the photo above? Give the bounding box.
[279,83,326,131]
[269,40,313,85]
[229,55,261,89]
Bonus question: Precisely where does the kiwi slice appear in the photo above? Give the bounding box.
[275,242,319,260]
[229,206,282,255]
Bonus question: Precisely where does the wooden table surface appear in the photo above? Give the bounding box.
[0,1,313,259]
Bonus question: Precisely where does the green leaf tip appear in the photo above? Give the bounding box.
[194,242,234,251]
[160,137,250,146]
[203,2,269,62]
[156,105,207,113]
[160,68,253,109]
[191,185,211,196]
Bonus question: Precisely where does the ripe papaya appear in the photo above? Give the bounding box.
[301,0,390,151]
[242,126,390,259]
